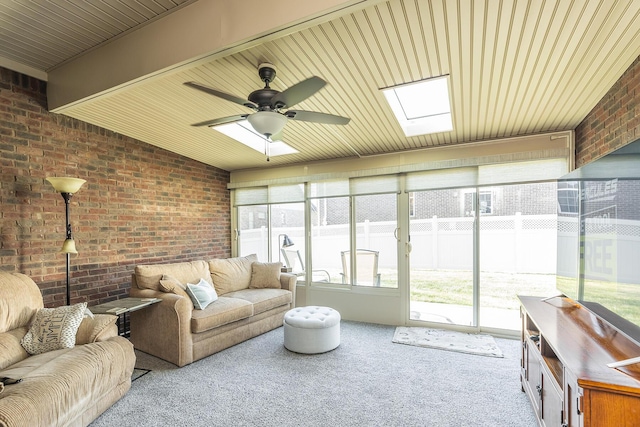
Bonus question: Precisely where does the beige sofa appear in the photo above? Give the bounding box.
[0,272,136,427]
[129,255,296,367]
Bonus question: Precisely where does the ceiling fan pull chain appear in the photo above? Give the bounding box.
[265,140,270,162]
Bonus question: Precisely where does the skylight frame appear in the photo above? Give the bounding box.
[212,121,298,157]
[382,75,453,137]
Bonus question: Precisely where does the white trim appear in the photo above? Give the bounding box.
[0,57,47,81]
[229,130,573,189]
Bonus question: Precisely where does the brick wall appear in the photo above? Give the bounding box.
[0,67,231,307]
[575,55,640,167]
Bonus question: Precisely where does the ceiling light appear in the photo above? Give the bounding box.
[212,121,298,157]
[247,111,288,138]
[382,76,453,137]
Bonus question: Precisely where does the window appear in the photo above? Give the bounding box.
[479,191,493,215]
[409,192,416,217]
[237,205,268,260]
[354,193,398,288]
[382,76,453,137]
[557,182,579,214]
[310,196,350,284]
[235,184,305,262]
[270,202,305,268]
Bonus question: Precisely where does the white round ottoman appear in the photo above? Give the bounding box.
[283,306,341,354]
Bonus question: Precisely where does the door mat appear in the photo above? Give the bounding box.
[392,327,504,358]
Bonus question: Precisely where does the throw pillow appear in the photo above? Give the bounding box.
[20,302,87,355]
[159,274,185,293]
[75,314,117,345]
[186,278,218,310]
[249,262,282,289]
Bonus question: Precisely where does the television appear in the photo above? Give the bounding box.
[556,139,640,343]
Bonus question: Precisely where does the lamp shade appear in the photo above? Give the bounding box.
[60,238,78,254]
[282,235,294,247]
[47,177,86,194]
[247,111,288,137]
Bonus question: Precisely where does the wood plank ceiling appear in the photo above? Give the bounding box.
[0,0,192,73]
[2,0,640,172]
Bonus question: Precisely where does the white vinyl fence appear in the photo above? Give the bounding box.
[558,216,640,283]
[240,214,557,275]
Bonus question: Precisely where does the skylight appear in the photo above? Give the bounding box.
[212,121,298,157]
[382,76,453,137]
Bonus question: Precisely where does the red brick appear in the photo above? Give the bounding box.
[576,55,640,164]
[1,66,231,307]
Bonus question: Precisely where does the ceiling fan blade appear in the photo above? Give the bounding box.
[270,76,326,109]
[285,110,350,125]
[184,82,257,110]
[191,114,249,127]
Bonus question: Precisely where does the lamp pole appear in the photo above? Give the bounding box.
[63,192,73,305]
[47,177,85,305]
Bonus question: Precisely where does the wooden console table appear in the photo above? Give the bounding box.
[519,295,640,426]
[91,297,161,337]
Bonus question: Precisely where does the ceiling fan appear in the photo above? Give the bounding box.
[184,63,350,140]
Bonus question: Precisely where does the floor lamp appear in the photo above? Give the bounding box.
[47,177,86,305]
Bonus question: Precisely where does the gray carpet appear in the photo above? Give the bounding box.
[90,321,537,427]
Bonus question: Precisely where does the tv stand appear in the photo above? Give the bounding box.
[519,295,640,426]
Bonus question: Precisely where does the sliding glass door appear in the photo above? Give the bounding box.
[233,157,566,330]
[407,183,559,331]
[409,188,476,326]
[478,183,558,330]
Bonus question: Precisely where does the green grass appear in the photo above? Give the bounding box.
[406,270,556,310]
[325,268,557,311]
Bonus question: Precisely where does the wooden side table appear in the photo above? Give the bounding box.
[90,297,161,337]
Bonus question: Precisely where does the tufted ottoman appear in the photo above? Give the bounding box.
[283,306,341,354]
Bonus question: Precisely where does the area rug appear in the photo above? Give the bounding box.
[392,327,504,358]
[131,368,151,382]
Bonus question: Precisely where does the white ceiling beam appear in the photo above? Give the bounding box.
[48,0,372,112]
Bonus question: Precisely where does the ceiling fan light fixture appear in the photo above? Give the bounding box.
[247,111,288,138]
[212,121,298,157]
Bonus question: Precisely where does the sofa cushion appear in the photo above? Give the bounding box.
[21,302,87,355]
[190,296,253,333]
[223,288,292,316]
[249,262,282,289]
[0,338,135,427]
[0,273,44,334]
[186,278,218,310]
[135,260,212,291]
[208,254,258,295]
[0,328,29,370]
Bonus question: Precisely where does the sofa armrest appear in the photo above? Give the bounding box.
[280,273,296,307]
[75,314,118,344]
[129,287,194,367]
